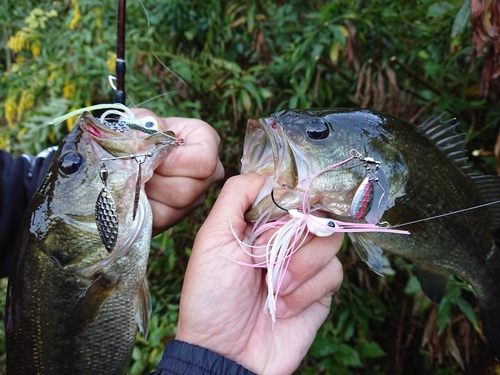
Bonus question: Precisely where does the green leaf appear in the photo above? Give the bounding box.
[240,89,251,113]
[333,344,363,367]
[427,2,454,18]
[330,40,342,66]
[330,24,348,46]
[418,49,430,59]
[456,296,480,331]
[311,44,324,60]
[357,340,386,358]
[308,337,336,357]
[424,60,441,76]
[451,0,470,38]
[437,302,451,334]
[404,275,422,295]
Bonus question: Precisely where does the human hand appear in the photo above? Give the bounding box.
[176,173,344,375]
[131,109,224,235]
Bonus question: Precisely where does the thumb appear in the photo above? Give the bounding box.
[205,174,266,232]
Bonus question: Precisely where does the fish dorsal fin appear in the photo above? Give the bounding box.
[348,233,384,276]
[414,265,449,305]
[416,114,470,170]
[470,174,500,229]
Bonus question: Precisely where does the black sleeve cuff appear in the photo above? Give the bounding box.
[152,340,257,375]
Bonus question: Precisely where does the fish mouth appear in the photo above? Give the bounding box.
[80,112,176,159]
[241,114,356,221]
[240,118,277,177]
[241,117,299,208]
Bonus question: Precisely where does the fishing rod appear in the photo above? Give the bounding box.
[115,0,126,104]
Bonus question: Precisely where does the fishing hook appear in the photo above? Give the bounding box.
[271,189,289,212]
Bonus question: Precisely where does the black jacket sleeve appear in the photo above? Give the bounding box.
[0,148,56,278]
[151,340,257,375]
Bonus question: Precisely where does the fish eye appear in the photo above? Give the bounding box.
[305,120,329,140]
[59,152,83,175]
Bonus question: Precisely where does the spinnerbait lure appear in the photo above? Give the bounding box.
[230,151,409,323]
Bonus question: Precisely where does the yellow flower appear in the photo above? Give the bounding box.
[48,131,56,144]
[63,81,77,99]
[25,8,44,29]
[106,52,117,75]
[69,3,81,30]
[4,97,17,128]
[96,8,102,29]
[6,30,29,53]
[31,40,41,58]
[17,90,35,123]
[0,136,10,152]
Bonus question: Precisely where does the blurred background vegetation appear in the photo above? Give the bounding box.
[1,0,500,374]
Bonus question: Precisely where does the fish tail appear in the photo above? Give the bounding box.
[480,302,500,360]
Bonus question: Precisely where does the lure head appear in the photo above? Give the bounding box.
[241,108,409,222]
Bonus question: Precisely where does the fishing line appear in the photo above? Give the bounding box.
[152,51,187,87]
[389,199,500,228]
[133,91,176,108]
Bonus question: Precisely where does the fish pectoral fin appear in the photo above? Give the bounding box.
[414,265,449,305]
[63,274,118,339]
[135,276,152,339]
[348,233,384,276]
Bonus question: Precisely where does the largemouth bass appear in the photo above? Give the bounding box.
[6,112,180,374]
[241,108,500,359]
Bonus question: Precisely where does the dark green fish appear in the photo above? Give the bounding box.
[6,112,178,374]
[241,108,500,359]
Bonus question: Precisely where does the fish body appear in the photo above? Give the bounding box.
[241,108,500,358]
[6,112,176,374]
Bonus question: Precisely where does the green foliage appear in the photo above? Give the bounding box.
[1,0,499,374]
